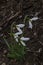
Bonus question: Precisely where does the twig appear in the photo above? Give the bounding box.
[0,11,21,31]
[7,11,21,21]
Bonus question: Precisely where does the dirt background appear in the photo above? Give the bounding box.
[0,0,43,65]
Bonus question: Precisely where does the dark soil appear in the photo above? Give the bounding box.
[0,0,43,65]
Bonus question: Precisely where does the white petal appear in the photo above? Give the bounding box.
[17,27,22,32]
[20,37,30,41]
[21,41,26,46]
[15,38,18,42]
[30,17,38,21]
[15,32,22,36]
[15,27,23,35]
[14,34,18,42]
[29,21,32,29]
[16,24,25,28]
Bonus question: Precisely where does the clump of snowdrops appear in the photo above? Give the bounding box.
[3,15,38,60]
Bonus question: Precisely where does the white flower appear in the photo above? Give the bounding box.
[15,38,18,42]
[16,24,25,28]
[29,21,32,29]
[13,23,30,45]
[15,27,23,36]
[15,32,22,36]
[30,17,38,21]
[17,27,22,33]
[20,41,26,46]
[20,37,30,41]
[14,34,18,42]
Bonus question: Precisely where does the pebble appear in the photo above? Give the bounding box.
[34,32,37,36]
[4,50,7,54]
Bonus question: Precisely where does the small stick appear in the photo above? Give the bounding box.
[7,11,21,21]
[0,11,21,31]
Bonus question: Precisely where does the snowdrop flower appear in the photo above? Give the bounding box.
[14,34,18,42]
[15,27,23,36]
[13,23,30,46]
[30,17,38,21]
[17,27,22,33]
[16,24,25,28]
[20,41,26,46]
[29,21,32,29]
[15,38,18,42]
[20,37,30,41]
[28,17,38,29]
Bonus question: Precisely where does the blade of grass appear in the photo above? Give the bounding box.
[3,37,11,49]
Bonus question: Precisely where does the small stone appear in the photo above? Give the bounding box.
[38,48,42,52]
[34,32,37,36]
[19,15,22,18]
[4,50,7,54]
[1,63,6,65]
